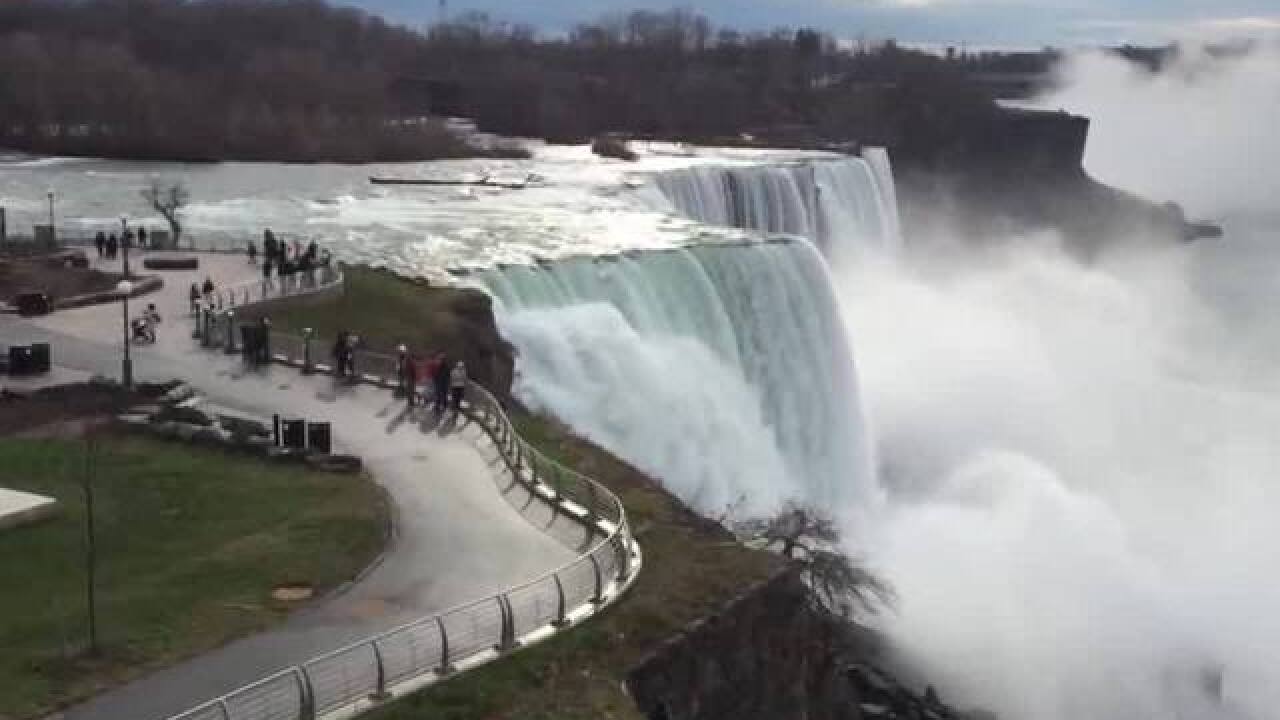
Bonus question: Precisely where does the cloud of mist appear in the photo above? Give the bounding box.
[1034,41,1280,218]
[839,41,1280,718]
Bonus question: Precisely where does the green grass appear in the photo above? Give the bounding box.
[233,265,780,719]
[0,434,388,720]
[237,266,513,391]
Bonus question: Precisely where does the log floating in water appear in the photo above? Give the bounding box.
[369,173,539,190]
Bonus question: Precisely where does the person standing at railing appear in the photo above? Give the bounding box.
[106,233,118,259]
[449,361,468,413]
[138,226,148,250]
[397,345,419,407]
[94,231,105,258]
[431,352,450,413]
[247,239,258,265]
[201,276,215,306]
[189,283,200,315]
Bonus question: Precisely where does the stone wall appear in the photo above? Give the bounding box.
[627,567,976,720]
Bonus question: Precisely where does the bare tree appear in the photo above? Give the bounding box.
[141,178,189,247]
[737,501,894,617]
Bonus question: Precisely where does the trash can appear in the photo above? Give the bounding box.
[281,418,306,449]
[306,422,332,454]
[7,345,32,375]
[29,342,50,374]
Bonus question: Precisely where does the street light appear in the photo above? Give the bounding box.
[117,280,133,388]
[119,215,129,279]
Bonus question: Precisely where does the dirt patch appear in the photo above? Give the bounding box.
[0,254,122,305]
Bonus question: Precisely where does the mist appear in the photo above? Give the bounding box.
[1036,42,1280,218]
[843,41,1280,720]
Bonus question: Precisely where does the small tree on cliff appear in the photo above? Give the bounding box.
[737,501,893,618]
[141,178,189,247]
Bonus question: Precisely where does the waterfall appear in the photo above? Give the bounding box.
[480,239,872,514]
[642,149,903,258]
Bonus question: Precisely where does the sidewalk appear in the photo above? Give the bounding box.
[0,256,575,720]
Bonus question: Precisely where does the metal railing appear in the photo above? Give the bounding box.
[172,263,640,720]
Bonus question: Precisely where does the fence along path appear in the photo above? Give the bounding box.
[174,267,642,720]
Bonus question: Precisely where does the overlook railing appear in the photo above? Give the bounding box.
[173,266,641,720]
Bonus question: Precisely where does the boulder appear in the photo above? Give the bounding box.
[154,405,212,427]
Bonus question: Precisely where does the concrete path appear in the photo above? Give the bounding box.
[0,254,574,720]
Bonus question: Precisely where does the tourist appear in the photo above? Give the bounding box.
[94,231,105,257]
[332,331,350,379]
[397,345,418,406]
[247,240,258,265]
[144,303,162,340]
[263,228,277,263]
[106,233,118,259]
[432,353,450,413]
[188,283,201,315]
[262,257,274,293]
[449,361,468,413]
[137,226,148,249]
[201,276,215,305]
[345,333,359,379]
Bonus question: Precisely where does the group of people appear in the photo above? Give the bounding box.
[251,229,330,293]
[93,228,146,259]
[394,346,469,414]
[188,276,218,314]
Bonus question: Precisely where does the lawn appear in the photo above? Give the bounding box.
[235,266,513,392]
[0,434,388,720]
[244,266,781,719]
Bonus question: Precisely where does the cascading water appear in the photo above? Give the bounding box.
[480,240,871,514]
[639,148,903,259]
[482,149,902,518]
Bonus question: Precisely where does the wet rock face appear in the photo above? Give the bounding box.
[627,569,979,720]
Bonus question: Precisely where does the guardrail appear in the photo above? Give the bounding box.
[174,263,641,720]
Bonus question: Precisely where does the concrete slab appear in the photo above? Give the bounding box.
[0,487,58,531]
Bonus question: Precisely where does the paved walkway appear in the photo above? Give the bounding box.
[0,253,574,720]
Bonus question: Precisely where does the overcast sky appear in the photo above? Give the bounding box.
[346,0,1280,48]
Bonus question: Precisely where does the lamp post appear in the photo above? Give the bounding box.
[117,280,133,388]
[119,216,129,279]
[46,191,55,237]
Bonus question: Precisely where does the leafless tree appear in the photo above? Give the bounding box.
[737,501,894,617]
[141,178,189,247]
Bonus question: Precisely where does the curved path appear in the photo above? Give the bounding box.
[0,254,575,720]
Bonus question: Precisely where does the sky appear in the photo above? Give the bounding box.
[346,0,1280,49]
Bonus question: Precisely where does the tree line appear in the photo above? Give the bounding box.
[0,0,1062,163]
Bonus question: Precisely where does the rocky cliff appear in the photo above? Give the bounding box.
[627,567,984,720]
[890,105,1214,253]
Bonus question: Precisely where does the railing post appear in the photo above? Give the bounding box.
[224,311,236,354]
[588,553,605,605]
[295,667,317,720]
[435,616,453,675]
[614,530,631,583]
[370,640,390,700]
[496,595,516,652]
[302,328,314,374]
[552,573,569,628]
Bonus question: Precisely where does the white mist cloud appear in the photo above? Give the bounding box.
[1034,41,1280,217]
[840,228,1280,719]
